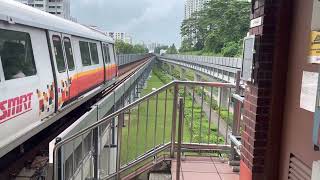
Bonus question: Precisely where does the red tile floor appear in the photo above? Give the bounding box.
[171,156,239,180]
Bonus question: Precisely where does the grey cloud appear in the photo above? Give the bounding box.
[70,0,184,46]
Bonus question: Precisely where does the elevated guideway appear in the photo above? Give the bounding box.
[157,54,242,84]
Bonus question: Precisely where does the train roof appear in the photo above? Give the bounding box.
[0,0,114,43]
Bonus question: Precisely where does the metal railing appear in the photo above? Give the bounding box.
[117,54,151,66]
[53,79,243,180]
[161,54,242,69]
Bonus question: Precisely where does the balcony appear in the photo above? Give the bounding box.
[52,77,244,180]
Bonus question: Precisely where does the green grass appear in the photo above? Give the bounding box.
[120,71,174,165]
[119,66,229,166]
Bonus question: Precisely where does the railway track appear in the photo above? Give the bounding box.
[0,57,151,180]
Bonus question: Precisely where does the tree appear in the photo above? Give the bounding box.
[180,0,250,57]
[115,40,149,54]
[167,44,178,54]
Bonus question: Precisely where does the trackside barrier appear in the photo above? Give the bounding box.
[162,54,242,69]
[49,57,155,180]
[158,54,242,83]
[117,54,152,66]
[53,75,244,180]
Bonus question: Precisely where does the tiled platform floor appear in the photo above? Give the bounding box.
[171,156,239,180]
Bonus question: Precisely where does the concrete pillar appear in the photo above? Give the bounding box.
[194,73,202,82]
[170,65,175,74]
[180,68,187,79]
[239,0,292,179]
[217,87,230,108]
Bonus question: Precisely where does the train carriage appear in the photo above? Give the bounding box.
[0,0,118,158]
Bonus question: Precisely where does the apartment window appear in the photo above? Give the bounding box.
[52,35,66,73]
[63,37,75,71]
[0,29,37,80]
[35,4,43,7]
[79,41,91,66]
[89,43,99,64]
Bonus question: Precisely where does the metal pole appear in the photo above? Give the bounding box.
[170,83,179,158]
[176,98,184,180]
[116,113,124,179]
[230,71,241,161]
[233,71,241,136]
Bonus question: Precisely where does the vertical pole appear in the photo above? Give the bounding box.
[233,71,241,136]
[170,83,179,158]
[93,106,99,180]
[230,71,241,161]
[176,98,184,180]
[116,113,124,179]
[163,90,168,145]
[154,94,159,148]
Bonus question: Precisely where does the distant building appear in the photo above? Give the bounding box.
[147,42,161,53]
[184,0,209,19]
[106,32,133,44]
[15,0,72,20]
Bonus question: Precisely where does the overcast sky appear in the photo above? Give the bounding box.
[70,0,184,47]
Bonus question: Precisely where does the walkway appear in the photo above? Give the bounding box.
[171,156,239,180]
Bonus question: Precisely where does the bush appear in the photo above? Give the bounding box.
[221,41,241,57]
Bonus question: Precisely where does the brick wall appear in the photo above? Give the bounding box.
[240,0,292,179]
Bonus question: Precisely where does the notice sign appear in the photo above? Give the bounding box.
[309,31,320,64]
[300,71,319,112]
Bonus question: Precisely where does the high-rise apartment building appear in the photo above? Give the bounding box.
[15,0,71,20]
[184,0,209,19]
[106,32,133,44]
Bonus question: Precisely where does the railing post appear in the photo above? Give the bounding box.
[170,83,179,158]
[232,71,241,136]
[230,71,241,162]
[116,112,124,179]
[176,98,184,180]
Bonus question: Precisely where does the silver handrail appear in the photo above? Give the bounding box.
[53,80,238,180]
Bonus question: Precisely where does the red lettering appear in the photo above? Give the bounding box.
[8,97,19,117]
[0,100,7,121]
[26,93,33,109]
[0,92,33,124]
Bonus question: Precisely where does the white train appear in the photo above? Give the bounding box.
[0,0,120,158]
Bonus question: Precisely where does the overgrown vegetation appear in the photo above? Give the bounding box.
[180,0,250,57]
[120,66,227,165]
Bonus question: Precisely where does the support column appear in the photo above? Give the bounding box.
[194,73,202,82]
[218,87,230,108]
[180,68,187,80]
[170,65,175,75]
[240,0,292,180]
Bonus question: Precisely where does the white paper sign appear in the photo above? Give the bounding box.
[300,71,319,112]
[250,17,262,28]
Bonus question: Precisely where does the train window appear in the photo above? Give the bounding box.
[52,35,66,73]
[103,44,111,64]
[79,41,91,66]
[63,37,75,71]
[0,29,37,80]
[89,43,99,65]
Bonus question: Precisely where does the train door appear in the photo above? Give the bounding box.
[108,44,117,80]
[62,34,78,100]
[49,31,71,109]
[102,43,112,81]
